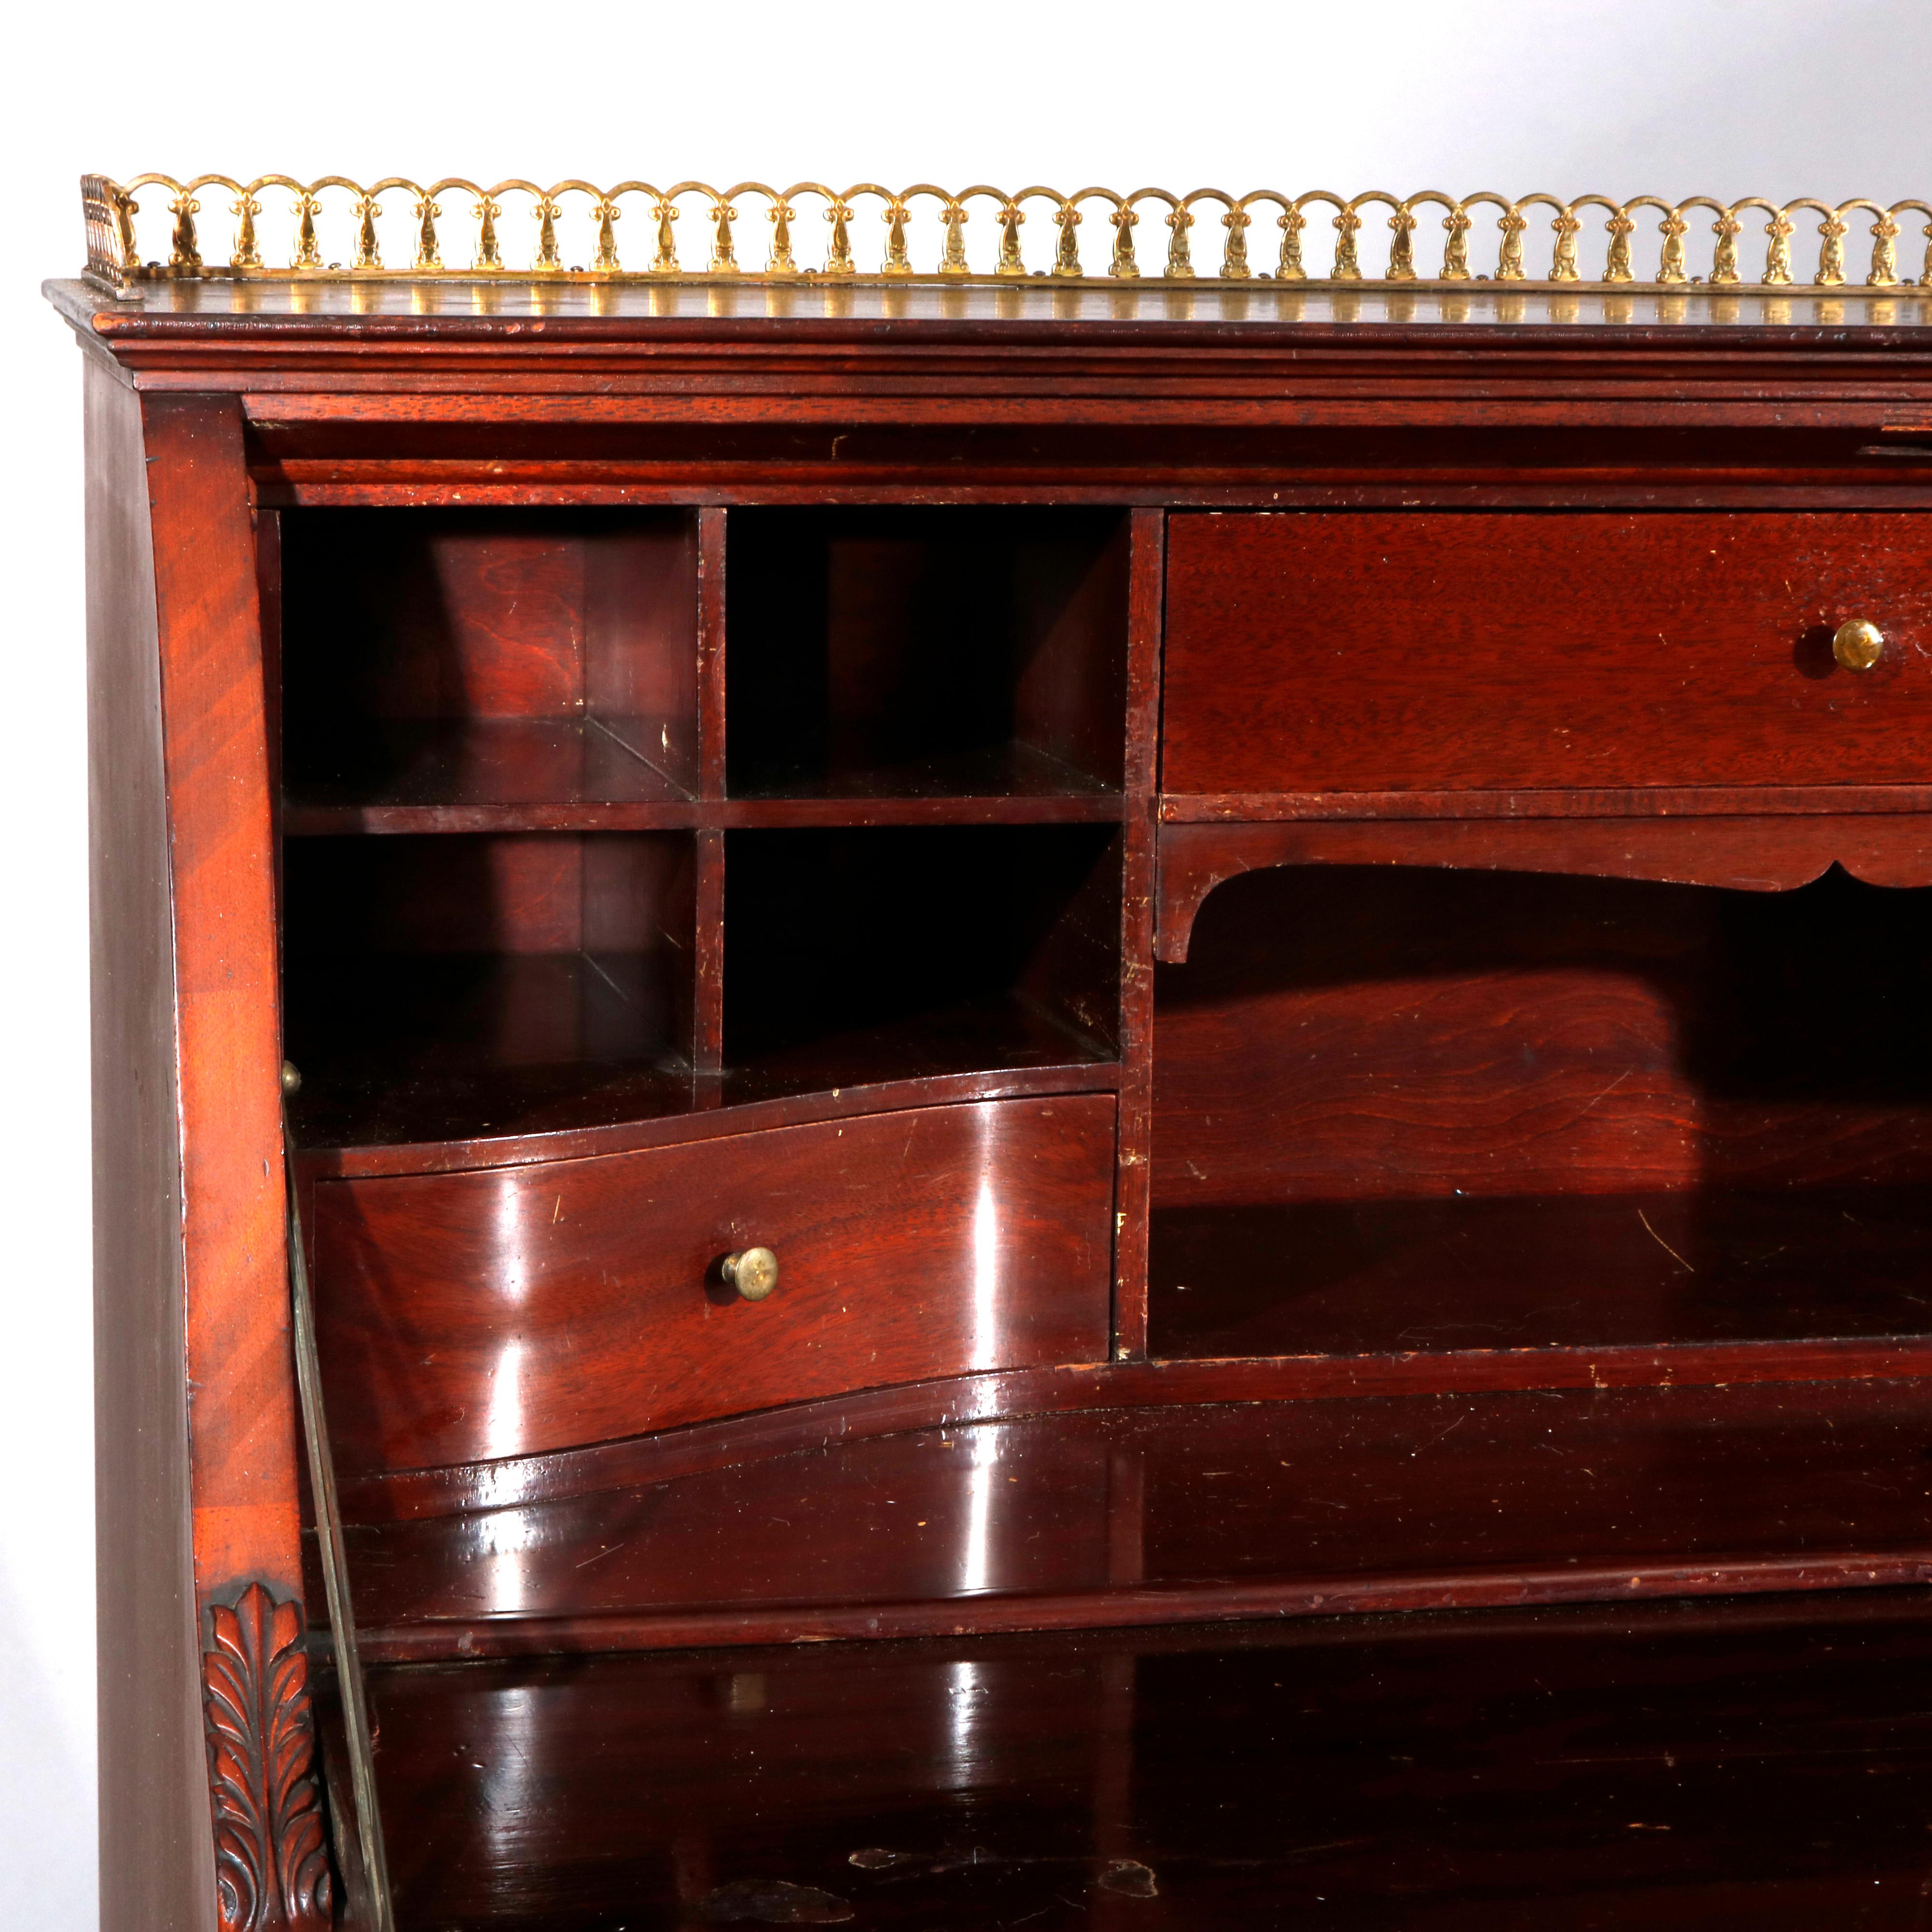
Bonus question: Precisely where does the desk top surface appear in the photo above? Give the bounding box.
[45,275,1932,338]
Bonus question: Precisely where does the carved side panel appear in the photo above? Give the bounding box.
[203,1584,334,1930]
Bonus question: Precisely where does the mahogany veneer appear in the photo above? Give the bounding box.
[325,1379,1932,1658]
[53,272,1932,1929]
[1151,862,1932,1362]
[313,1094,1114,1472]
[344,1589,1932,1932]
[1162,511,1932,796]
[282,507,703,802]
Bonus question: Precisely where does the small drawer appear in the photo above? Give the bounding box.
[1162,511,1932,796]
[311,1094,1116,1475]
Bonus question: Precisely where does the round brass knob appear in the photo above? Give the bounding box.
[722,1247,779,1301]
[280,1060,303,1095]
[1833,618,1886,671]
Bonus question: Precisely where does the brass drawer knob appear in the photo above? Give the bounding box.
[1833,618,1886,670]
[722,1247,779,1301]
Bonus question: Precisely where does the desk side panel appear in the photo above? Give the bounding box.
[87,357,217,1932]
[142,391,331,1931]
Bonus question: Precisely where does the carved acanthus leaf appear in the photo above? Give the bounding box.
[204,1583,334,1930]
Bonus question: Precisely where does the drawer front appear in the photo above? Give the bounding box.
[312,1094,1116,1474]
[1163,512,1932,795]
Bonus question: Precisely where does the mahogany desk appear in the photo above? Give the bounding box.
[48,272,1932,1929]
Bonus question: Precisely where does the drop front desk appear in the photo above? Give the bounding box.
[50,213,1932,1930]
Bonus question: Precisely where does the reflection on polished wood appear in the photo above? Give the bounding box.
[348,1589,1932,1932]
[1150,1188,1932,1359]
[328,1379,1932,1659]
[312,1096,1115,1473]
[1151,864,1932,1367]
[291,995,1118,1154]
[330,1340,1932,1527]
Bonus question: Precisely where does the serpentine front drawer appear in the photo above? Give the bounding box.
[310,1094,1117,1475]
[1162,511,1932,797]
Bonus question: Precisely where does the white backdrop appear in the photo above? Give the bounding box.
[1,1,1924,1919]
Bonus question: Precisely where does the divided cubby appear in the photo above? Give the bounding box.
[274,501,1137,1147]
[1150,863,1932,1361]
[280,507,700,824]
[723,824,1123,1096]
[725,507,1130,803]
[281,831,698,1146]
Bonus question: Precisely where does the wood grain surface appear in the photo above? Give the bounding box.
[1163,511,1932,795]
[347,1590,1932,1930]
[1148,1188,1932,1361]
[1152,863,1932,1357]
[85,358,219,1932]
[1110,511,1165,1361]
[312,1094,1116,1472]
[333,1377,1932,1654]
[141,394,306,1610]
[50,270,1932,1928]
[329,1337,1932,1525]
[1157,863,1932,1192]
[1156,813,1932,961]
[724,507,1128,800]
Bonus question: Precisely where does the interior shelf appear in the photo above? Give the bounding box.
[284,732,1127,833]
[334,1378,1932,1651]
[724,824,1122,1079]
[711,740,1127,826]
[1151,862,1932,1363]
[340,1588,1932,1932]
[282,715,693,833]
[273,504,1139,1145]
[1150,1186,1932,1359]
[281,823,1124,1150]
[281,831,699,1148]
[725,507,1130,803]
[726,740,1114,803]
[284,952,700,1150]
[279,506,701,815]
[718,993,1117,1107]
[287,984,1119,1152]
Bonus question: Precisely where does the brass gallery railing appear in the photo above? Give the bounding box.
[81,173,1932,295]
